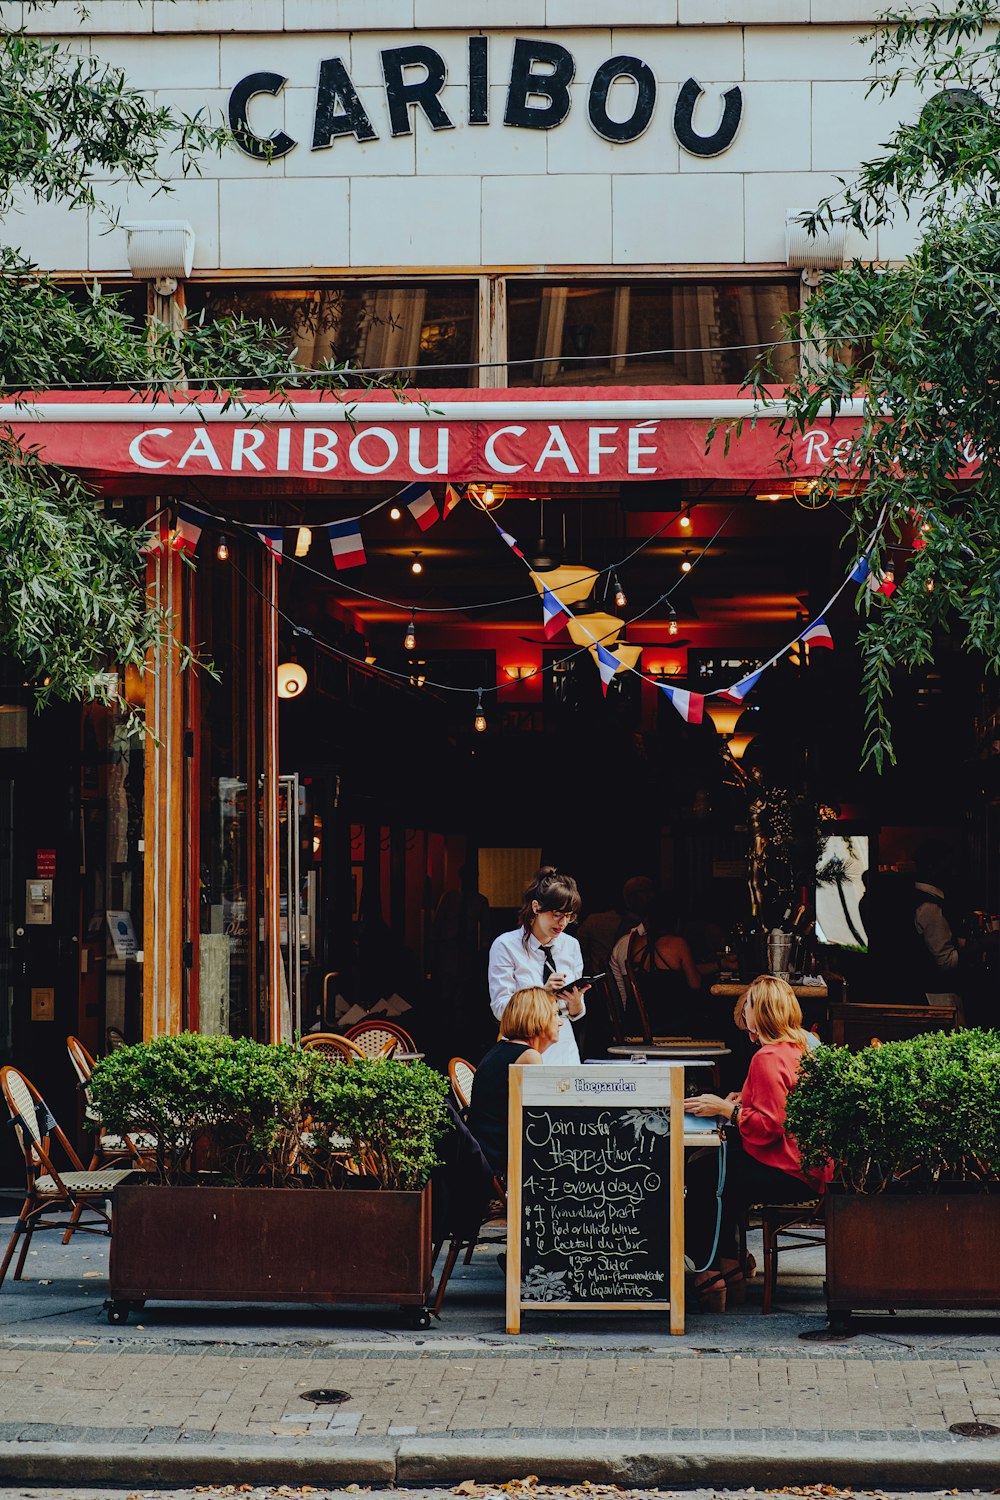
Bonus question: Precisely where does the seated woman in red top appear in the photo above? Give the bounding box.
[683,974,832,1310]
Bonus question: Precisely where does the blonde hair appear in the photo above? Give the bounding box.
[502,987,557,1043]
[743,975,811,1051]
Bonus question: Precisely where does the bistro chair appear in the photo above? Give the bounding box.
[448,1057,476,1116]
[0,1066,135,1289]
[301,1032,367,1063]
[64,1037,155,1242]
[741,1199,826,1313]
[344,1018,416,1058]
[105,1026,127,1052]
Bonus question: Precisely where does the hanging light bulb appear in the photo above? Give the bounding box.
[277,661,309,699]
[216,540,229,561]
[668,617,679,638]
[473,689,487,733]
[404,610,416,652]
[613,574,627,609]
[680,511,692,530]
[482,486,495,507]
[410,551,423,575]
[926,576,935,592]
[681,554,693,573]
[294,526,312,558]
[390,506,402,521]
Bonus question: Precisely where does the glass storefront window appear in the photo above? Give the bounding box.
[185,281,479,385]
[507,279,799,386]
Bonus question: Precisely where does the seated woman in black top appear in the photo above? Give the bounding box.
[467,987,560,1175]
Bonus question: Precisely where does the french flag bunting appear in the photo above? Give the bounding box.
[720,669,763,704]
[255,526,284,564]
[868,568,896,598]
[594,642,621,697]
[542,586,569,640]
[801,616,834,650]
[139,525,169,557]
[172,503,204,556]
[499,528,525,560]
[328,518,366,570]
[659,684,705,724]
[443,483,463,518]
[849,556,871,584]
[400,482,439,531]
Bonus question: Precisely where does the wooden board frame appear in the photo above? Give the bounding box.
[506,1063,687,1335]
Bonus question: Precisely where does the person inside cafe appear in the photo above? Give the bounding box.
[609,891,701,1038]
[487,867,589,1066]
[683,974,832,1311]
[466,986,561,1175]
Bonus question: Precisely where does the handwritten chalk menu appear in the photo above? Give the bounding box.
[506,1064,688,1335]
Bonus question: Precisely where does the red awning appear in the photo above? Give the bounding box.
[2,386,862,484]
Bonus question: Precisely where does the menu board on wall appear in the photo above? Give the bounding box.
[506,1064,687,1334]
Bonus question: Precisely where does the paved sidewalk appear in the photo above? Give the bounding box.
[4,1211,1000,1486]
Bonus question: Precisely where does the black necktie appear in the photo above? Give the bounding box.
[540,944,556,983]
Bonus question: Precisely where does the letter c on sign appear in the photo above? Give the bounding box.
[129,428,172,470]
[228,72,297,161]
[484,425,527,474]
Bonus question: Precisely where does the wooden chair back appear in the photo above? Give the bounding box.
[448,1057,475,1113]
[301,1032,367,1063]
[344,1018,416,1057]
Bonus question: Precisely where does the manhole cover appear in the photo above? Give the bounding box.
[949,1422,1000,1438]
[799,1328,856,1343]
[301,1388,351,1405]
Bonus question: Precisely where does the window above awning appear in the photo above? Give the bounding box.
[2,386,863,484]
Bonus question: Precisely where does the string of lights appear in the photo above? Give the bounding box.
[0,329,842,390]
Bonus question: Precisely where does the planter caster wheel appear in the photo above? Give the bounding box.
[106,1301,131,1325]
[829,1310,852,1334]
[402,1306,431,1330]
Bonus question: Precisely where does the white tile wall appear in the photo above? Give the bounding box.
[350,175,483,265]
[2,194,90,273]
[9,15,930,269]
[153,89,279,181]
[613,173,744,262]
[482,174,613,262]
[220,177,349,267]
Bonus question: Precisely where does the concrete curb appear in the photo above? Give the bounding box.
[4,1436,1000,1487]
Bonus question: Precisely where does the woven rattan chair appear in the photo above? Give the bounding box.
[448,1057,476,1115]
[64,1037,156,1243]
[344,1018,416,1058]
[300,1032,367,1063]
[105,1026,126,1051]
[0,1066,135,1288]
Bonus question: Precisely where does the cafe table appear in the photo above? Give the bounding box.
[605,1041,731,1089]
[710,978,829,1001]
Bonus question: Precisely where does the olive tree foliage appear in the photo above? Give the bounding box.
[745,3,1000,769]
[0,2,363,711]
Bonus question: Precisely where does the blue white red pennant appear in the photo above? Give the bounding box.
[327,518,366,570]
[594,642,621,697]
[801,616,834,650]
[400,482,439,531]
[720,669,763,704]
[542,586,569,640]
[499,528,526,560]
[659,684,704,724]
[868,568,896,598]
[255,526,284,564]
[443,483,463,518]
[173,503,204,556]
[849,556,871,584]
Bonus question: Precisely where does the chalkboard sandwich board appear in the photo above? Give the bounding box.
[506,1063,688,1335]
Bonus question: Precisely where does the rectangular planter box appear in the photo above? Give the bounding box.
[826,1190,1000,1319]
[108,1182,432,1320]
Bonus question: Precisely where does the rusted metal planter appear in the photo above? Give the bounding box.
[825,1188,1000,1330]
[108,1181,433,1325]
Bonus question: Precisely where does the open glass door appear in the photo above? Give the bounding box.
[277,774,315,1040]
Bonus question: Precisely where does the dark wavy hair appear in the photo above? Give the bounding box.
[517,866,582,945]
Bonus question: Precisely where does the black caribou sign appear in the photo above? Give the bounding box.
[228,38,744,162]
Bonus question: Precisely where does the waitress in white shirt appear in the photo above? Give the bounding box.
[487,866,588,1065]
